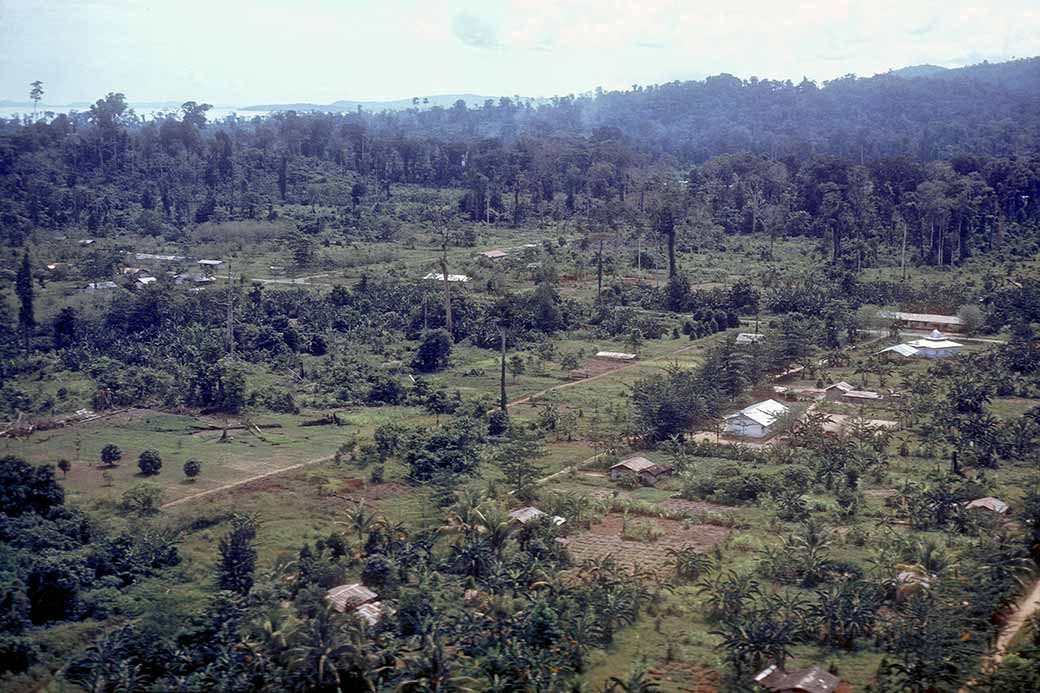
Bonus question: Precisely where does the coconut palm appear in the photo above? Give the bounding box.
[285,607,372,691]
[604,665,661,692]
[396,633,478,692]
[667,546,712,582]
[338,501,379,545]
[711,611,795,675]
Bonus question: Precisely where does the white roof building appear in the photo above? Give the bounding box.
[137,276,157,285]
[509,506,566,526]
[724,399,790,439]
[878,330,963,360]
[878,343,919,358]
[478,249,508,259]
[423,272,470,283]
[595,351,637,361]
[198,259,224,267]
[84,281,118,291]
[136,253,187,262]
[735,333,765,345]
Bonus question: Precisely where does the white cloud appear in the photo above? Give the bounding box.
[0,0,1036,104]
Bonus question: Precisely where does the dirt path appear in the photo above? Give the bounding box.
[986,577,1040,669]
[160,454,335,509]
[535,452,608,487]
[505,341,709,410]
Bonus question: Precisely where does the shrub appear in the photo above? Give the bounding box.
[137,449,162,476]
[183,458,202,480]
[487,409,510,436]
[621,518,665,542]
[100,443,122,467]
[120,484,164,516]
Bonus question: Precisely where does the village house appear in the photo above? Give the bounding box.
[477,249,508,260]
[878,330,963,360]
[84,281,118,292]
[595,351,637,361]
[878,309,965,333]
[735,332,765,345]
[136,252,187,263]
[423,272,470,283]
[965,496,1009,514]
[136,276,158,286]
[326,583,377,611]
[509,506,566,526]
[175,273,215,286]
[754,664,846,693]
[842,389,883,404]
[609,456,673,485]
[823,382,854,401]
[724,399,790,439]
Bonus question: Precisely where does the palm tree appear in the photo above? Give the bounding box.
[604,664,661,692]
[667,546,712,582]
[285,608,369,691]
[338,501,379,546]
[711,611,795,675]
[396,633,478,692]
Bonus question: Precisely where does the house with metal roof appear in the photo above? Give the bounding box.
[478,249,508,260]
[84,281,118,292]
[877,343,919,358]
[735,332,765,345]
[877,330,963,360]
[423,272,470,283]
[754,664,844,693]
[509,506,566,526]
[595,351,637,361]
[609,456,673,485]
[906,330,964,358]
[724,399,790,439]
[878,309,965,332]
[966,496,1009,514]
[842,389,883,403]
[823,382,854,400]
[326,583,378,612]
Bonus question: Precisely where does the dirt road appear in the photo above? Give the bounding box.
[160,454,335,509]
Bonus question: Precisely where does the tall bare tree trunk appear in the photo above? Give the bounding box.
[499,326,508,411]
[440,252,453,339]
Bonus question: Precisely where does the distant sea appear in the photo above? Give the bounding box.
[0,106,275,121]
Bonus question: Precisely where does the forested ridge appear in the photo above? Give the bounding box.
[2,57,1039,267]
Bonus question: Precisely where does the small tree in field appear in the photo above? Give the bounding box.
[183,458,201,481]
[100,444,122,467]
[57,459,71,477]
[138,449,162,476]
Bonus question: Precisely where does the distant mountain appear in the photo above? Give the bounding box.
[889,64,949,78]
[241,94,540,112]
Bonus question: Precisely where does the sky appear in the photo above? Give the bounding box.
[1,0,1038,106]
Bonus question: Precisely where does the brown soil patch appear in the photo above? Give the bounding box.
[567,357,627,380]
[334,482,410,505]
[560,513,730,573]
[647,662,720,693]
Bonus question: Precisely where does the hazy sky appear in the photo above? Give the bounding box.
[1,0,1037,105]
